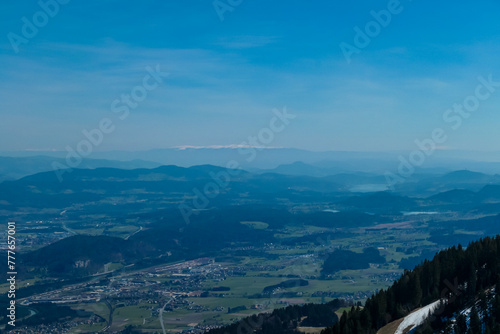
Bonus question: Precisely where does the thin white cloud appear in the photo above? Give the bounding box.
[174,144,282,150]
[212,35,279,49]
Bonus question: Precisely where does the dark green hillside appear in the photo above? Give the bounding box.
[476,184,500,201]
[428,188,477,204]
[321,247,386,276]
[143,206,383,234]
[439,170,491,182]
[322,235,500,333]
[20,235,141,276]
[130,210,276,254]
[425,185,500,210]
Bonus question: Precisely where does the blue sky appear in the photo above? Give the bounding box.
[1,0,500,152]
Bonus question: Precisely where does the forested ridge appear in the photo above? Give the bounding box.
[322,235,500,333]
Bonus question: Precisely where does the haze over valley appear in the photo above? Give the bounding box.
[2,0,500,333]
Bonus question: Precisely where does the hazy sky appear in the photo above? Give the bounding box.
[1,0,500,152]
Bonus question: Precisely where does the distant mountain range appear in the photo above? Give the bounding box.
[2,162,500,216]
[0,156,162,182]
[3,150,500,189]
[4,147,500,173]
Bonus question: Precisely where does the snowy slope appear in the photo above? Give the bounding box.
[394,300,442,334]
[444,286,497,332]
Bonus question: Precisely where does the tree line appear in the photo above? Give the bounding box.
[322,235,500,333]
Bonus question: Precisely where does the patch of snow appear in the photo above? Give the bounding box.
[395,300,442,334]
[441,286,496,333]
[401,211,440,216]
